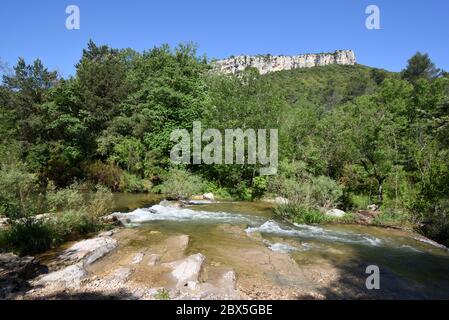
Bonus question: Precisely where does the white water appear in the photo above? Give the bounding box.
[111,204,258,225]
[111,202,432,251]
[246,220,383,247]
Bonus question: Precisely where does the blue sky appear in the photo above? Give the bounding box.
[1,0,448,77]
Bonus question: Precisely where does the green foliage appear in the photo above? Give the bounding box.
[154,168,206,199]
[0,218,59,255]
[275,203,330,224]
[1,44,449,247]
[268,160,343,210]
[402,52,441,82]
[0,163,44,219]
[154,288,170,300]
[86,161,124,192]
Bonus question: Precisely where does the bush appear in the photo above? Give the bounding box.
[275,203,330,224]
[268,161,343,210]
[417,199,449,247]
[0,218,59,255]
[86,161,123,192]
[154,168,206,199]
[0,163,44,219]
[120,172,150,193]
[56,210,99,238]
[46,182,85,212]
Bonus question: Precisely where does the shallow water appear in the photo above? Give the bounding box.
[111,197,449,299]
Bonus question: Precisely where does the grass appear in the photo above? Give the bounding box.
[154,289,170,300]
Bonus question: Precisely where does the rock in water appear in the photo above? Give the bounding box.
[164,253,205,288]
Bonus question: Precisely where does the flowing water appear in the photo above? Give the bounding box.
[109,195,449,299]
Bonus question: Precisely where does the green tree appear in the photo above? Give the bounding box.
[402,52,440,83]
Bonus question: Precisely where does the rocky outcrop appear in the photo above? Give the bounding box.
[32,234,117,288]
[213,50,356,75]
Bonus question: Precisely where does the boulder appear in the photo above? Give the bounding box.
[202,193,215,201]
[325,209,346,218]
[274,197,289,205]
[164,253,205,288]
[58,236,117,266]
[356,210,380,224]
[131,252,144,265]
[33,263,86,288]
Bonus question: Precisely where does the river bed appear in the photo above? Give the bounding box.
[103,196,449,299]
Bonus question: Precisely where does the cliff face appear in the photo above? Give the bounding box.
[212,50,356,75]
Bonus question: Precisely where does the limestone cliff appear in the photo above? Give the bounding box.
[212,50,356,75]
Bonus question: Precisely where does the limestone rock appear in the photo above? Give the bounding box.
[164,253,205,288]
[213,50,356,75]
[58,236,117,267]
[34,263,86,288]
[147,254,161,266]
[274,197,289,205]
[202,193,215,201]
[325,209,346,218]
[131,252,144,265]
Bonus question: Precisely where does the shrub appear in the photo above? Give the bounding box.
[0,218,59,255]
[275,203,330,224]
[46,182,85,212]
[154,168,206,199]
[56,210,99,238]
[86,161,123,192]
[120,172,150,193]
[252,176,268,199]
[0,163,44,219]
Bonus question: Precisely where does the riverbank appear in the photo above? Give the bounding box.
[2,198,449,300]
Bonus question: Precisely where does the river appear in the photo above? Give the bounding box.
[104,194,449,299]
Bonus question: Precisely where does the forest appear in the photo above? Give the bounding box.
[0,41,448,255]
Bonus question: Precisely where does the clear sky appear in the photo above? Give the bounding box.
[1,0,448,77]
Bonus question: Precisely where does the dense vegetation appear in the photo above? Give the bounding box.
[1,42,448,254]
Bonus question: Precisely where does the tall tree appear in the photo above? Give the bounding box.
[402,52,440,83]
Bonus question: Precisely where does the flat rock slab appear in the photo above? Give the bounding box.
[164,253,205,288]
[34,263,86,288]
[58,236,118,266]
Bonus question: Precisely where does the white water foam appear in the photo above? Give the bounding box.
[266,241,312,253]
[111,204,256,225]
[246,220,384,247]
